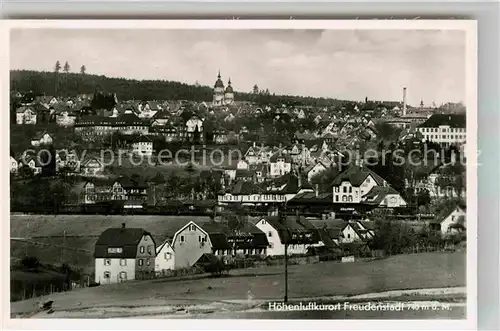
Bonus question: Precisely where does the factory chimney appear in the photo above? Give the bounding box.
[402,87,407,116]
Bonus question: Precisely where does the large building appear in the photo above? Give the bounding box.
[416,114,466,147]
[212,71,235,106]
[94,224,156,284]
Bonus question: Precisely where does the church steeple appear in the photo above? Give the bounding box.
[218,70,221,79]
[228,77,231,85]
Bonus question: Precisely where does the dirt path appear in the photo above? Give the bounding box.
[15,286,466,319]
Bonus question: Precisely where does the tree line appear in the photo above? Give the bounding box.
[10,70,348,107]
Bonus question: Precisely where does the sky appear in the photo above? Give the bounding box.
[10,28,466,106]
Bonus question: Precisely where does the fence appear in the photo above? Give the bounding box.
[10,274,92,302]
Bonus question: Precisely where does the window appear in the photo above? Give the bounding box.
[138,259,143,266]
[335,196,339,202]
[347,234,351,239]
[198,236,202,242]
[180,235,185,243]
[268,231,272,237]
[343,186,347,193]
[140,246,145,254]
[164,252,172,260]
[104,271,111,279]
[104,259,111,266]
[146,258,150,266]
[120,259,127,266]
[107,247,123,254]
[120,272,127,280]
[147,246,152,254]
[349,187,352,193]
[342,195,347,202]
[269,243,274,249]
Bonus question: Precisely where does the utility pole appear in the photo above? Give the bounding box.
[279,201,289,303]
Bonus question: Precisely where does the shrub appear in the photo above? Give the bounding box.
[204,258,229,277]
[20,256,40,270]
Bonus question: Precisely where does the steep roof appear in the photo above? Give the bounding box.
[230,180,263,195]
[331,165,386,187]
[433,202,467,224]
[94,227,153,258]
[257,216,320,244]
[362,186,402,205]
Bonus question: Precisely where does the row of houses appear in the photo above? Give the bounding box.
[95,199,467,285]
[94,215,374,284]
[218,164,409,208]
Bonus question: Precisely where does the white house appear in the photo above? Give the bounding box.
[269,152,292,177]
[80,157,105,177]
[416,114,466,147]
[10,156,18,173]
[186,116,204,133]
[18,155,42,175]
[94,225,156,285]
[132,135,153,156]
[244,145,260,165]
[361,186,408,208]
[16,107,37,125]
[236,159,249,170]
[56,110,77,127]
[253,216,318,256]
[305,162,328,182]
[155,240,175,274]
[30,133,53,147]
[432,204,466,235]
[331,165,384,203]
[169,221,213,269]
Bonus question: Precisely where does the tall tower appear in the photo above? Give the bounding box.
[224,78,235,105]
[212,70,225,106]
[402,87,407,116]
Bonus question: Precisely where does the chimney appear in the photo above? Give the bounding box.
[253,141,256,148]
[121,223,125,229]
[315,184,319,197]
[403,87,407,116]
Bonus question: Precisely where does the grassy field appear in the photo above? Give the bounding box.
[11,251,466,316]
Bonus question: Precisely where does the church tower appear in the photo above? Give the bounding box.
[224,78,235,105]
[212,70,225,106]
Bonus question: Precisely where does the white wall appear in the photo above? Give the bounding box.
[255,219,309,256]
[440,207,466,234]
[155,242,175,272]
[95,258,136,284]
[270,161,292,177]
[172,222,212,269]
[340,224,362,244]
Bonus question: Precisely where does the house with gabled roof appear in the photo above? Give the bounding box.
[17,154,43,175]
[132,134,153,156]
[361,185,407,208]
[430,202,466,235]
[305,161,328,182]
[244,143,260,165]
[80,156,105,177]
[269,151,292,177]
[16,106,37,124]
[331,164,387,204]
[94,224,156,284]
[155,219,213,269]
[29,131,52,146]
[253,215,321,256]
